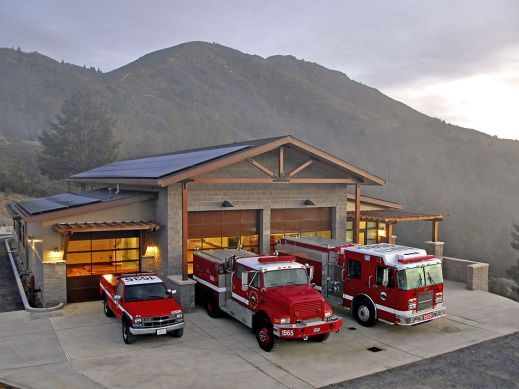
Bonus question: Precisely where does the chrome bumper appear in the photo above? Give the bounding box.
[273,316,343,338]
[395,307,446,326]
[129,321,185,335]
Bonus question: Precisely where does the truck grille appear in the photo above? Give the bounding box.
[418,291,434,311]
[142,315,176,328]
[294,301,322,320]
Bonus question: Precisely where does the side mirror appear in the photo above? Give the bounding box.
[167,289,176,295]
[382,268,389,287]
[305,264,314,282]
[241,272,249,292]
[114,295,121,302]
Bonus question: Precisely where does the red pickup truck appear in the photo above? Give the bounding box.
[100,273,185,344]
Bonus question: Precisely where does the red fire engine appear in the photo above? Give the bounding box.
[276,237,446,326]
[192,249,343,351]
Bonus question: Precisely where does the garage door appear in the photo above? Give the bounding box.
[270,208,332,252]
[66,231,141,303]
[188,210,259,274]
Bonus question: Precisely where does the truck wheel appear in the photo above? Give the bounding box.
[122,320,136,344]
[255,319,279,352]
[310,332,330,342]
[170,328,184,338]
[103,297,114,317]
[206,295,221,318]
[353,298,377,327]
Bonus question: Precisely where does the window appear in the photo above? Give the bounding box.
[250,272,261,288]
[376,266,394,288]
[235,264,244,281]
[66,231,140,277]
[347,259,361,279]
[346,221,389,245]
[116,282,124,298]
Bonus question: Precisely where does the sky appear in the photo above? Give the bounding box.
[1,0,518,139]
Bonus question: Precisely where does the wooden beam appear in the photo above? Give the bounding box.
[182,181,189,281]
[387,223,393,244]
[247,158,277,177]
[432,220,439,242]
[286,159,313,178]
[279,147,284,176]
[190,177,356,184]
[354,183,361,244]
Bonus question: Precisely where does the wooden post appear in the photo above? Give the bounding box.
[387,223,393,244]
[432,220,439,242]
[354,183,361,244]
[182,182,189,281]
[279,147,284,176]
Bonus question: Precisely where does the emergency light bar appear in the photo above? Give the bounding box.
[258,256,296,263]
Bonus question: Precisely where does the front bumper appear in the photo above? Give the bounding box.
[273,316,343,339]
[395,307,446,326]
[129,320,185,335]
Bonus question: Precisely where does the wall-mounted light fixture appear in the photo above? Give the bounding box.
[53,247,59,254]
[222,200,234,208]
[303,199,315,206]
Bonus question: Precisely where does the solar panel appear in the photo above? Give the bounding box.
[47,193,100,207]
[18,198,67,215]
[71,144,251,179]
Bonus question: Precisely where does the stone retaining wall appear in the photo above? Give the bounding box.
[442,257,489,291]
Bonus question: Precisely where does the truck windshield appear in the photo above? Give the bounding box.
[125,283,168,301]
[397,264,443,290]
[264,268,308,288]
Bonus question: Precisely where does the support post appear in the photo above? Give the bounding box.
[354,183,361,244]
[387,223,394,244]
[182,181,188,281]
[279,147,284,176]
[432,220,439,242]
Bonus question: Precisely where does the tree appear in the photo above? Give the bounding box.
[38,88,119,180]
[507,223,519,295]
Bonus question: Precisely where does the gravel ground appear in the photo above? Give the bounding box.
[326,332,519,389]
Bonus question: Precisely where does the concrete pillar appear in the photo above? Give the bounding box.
[167,275,196,312]
[425,241,444,257]
[333,205,347,241]
[42,261,66,307]
[167,185,183,276]
[260,208,271,254]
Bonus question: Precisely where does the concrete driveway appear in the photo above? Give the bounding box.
[0,280,518,389]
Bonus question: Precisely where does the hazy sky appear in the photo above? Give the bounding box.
[1,1,518,139]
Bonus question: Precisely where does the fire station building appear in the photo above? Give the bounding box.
[6,136,443,308]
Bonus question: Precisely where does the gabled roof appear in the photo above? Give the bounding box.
[67,135,386,186]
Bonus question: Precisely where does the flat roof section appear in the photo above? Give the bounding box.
[348,209,444,223]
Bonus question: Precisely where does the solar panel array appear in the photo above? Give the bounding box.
[18,194,100,216]
[70,144,251,180]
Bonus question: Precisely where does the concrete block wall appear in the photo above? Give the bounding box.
[442,257,489,291]
[42,261,66,307]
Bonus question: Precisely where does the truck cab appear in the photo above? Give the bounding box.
[100,273,185,344]
[193,249,343,351]
[277,238,446,327]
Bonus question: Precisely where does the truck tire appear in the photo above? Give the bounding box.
[103,296,114,317]
[206,295,221,318]
[353,297,377,327]
[255,319,279,352]
[310,332,330,342]
[122,320,136,344]
[170,328,184,338]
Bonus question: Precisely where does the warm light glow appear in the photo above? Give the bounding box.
[378,229,387,238]
[144,245,157,257]
[46,248,64,263]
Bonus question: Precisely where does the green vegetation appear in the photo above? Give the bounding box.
[0,42,518,280]
[38,88,119,180]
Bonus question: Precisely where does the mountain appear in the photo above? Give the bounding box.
[0,41,518,275]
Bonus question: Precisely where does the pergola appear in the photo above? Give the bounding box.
[347,210,444,242]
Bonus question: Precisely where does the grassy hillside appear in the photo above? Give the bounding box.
[0,42,518,275]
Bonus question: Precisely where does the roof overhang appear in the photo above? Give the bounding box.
[67,135,386,187]
[54,221,161,234]
[346,194,403,209]
[348,210,444,223]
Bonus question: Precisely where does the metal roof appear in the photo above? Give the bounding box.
[69,143,254,180]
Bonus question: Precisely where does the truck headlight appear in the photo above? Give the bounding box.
[324,311,332,318]
[176,313,183,319]
[133,317,143,326]
[408,298,417,310]
[435,292,443,303]
[273,317,290,324]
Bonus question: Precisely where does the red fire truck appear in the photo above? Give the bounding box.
[276,237,446,327]
[100,273,185,344]
[192,249,343,351]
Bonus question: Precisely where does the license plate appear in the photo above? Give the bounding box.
[156,328,167,335]
[422,312,434,321]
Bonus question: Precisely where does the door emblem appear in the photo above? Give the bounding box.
[380,291,387,301]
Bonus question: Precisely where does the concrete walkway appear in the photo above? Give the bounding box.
[0,281,518,389]
[0,238,24,312]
